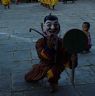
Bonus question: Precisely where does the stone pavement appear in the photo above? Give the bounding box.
[0,0,95,96]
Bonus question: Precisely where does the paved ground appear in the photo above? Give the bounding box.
[0,0,95,96]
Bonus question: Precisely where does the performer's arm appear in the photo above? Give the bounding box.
[36,38,52,60]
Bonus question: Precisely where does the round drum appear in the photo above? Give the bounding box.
[63,29,88,53]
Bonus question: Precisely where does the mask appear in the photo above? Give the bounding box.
[43,20,60,36]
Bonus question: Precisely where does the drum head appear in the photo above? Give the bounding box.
[63,29,88,53]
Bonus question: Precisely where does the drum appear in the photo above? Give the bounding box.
[63,29,88,53]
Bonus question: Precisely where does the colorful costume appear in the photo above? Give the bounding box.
[25,37,78,85]
[25,14,78,92]
[39,0,58,9]
[1,0,10,6]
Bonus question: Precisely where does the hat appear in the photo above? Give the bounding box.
[44,13,58,23]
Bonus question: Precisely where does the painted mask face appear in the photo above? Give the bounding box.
[43,20,60,36]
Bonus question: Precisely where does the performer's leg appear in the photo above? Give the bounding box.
[25,64,48,83]
[47,66,64,92]
[52,5,55,10]
[8,4,10,9]
[25,64,40,82]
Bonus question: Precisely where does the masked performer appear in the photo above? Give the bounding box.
[25,14,78,93]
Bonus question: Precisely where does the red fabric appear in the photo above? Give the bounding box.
[25,64,49,82]
[25,38,78,84]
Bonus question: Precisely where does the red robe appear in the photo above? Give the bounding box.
[25,38,78,84]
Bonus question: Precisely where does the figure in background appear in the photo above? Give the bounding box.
[39,0,58,10]
[25,14,78,93]
[1,0,11,9]
[82,22,92,53]
[16,0,20,4]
